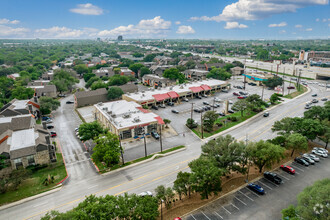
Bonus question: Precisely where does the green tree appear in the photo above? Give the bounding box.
[295,118,325,141]
[90,80,107,90]
[256,49,269,60]
[78,121,105,141]
[107,87,124,100]
[85,76,100,88]
[11,86,34,100]
[206,68,231,80]
[129,63,144,75]
[270,93,281,104]
[163,68,185,84]
[232,61,244,68]
[319,119,330,149]
[223,63,235,72]
[207,58,223,63]
[0,155,8,170]
[113,67,121,74]
[108,75,129,86]
[272,117,297,136]
[173,171,192,200]
[202,111,219,132]
[232,99,248,117]
[246,94,265,112]
[155,185,174,209]
[304,106,328,121]
[264,77,283,89]
[247,140,285,173]
[185,60,196,69]
[281,205,299,220]
[73,64,88,76]
[83,73,95,82]
[189,157,225,199]
[51,70,78,93]
[132,52,144,58]
[143,53,157,62]
[92,132,121,167]
[186,118,197,129]
[139,67,151,78]
[39,97,60,115]
[286,133,308,157]
[163,119,171,128]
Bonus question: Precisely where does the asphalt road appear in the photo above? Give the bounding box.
[0,81,329,220]
[185,150,330,220]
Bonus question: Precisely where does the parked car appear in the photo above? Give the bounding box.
[203,101,210,105]
[214,98,222,102]
[138,191,153,197]
[50,131,57,137]
[173,218,182,220]
[301,155,315,165]
[228,110,234,114]
[42,116,51,121]
[312,150,328,158]
[202,94,208,97]
[239,91,247,95]
[151,131,160,139]
[321,97,328,101]
[263,171,283,184]
[236,86,244,89]
[159,104,166,108]
[151,105,159,110]
[222,89,229,93]
[228,100,233,104]
[280,165,295,174]
[312,99,318,103]
[218,112,225,116]
[263,112,269,117]
[45,119,53,124]
[305,105,311,109]
[66,101,74,104]
[167,102,174,106]
[47,125,54,129]
[247,183,265,195]
[58,94,66,97]
[294,157,309,166]
[311,93,317,97]
[194,108,201,113]
[196,95,202,99]
[303,153,319,162]
[287,86,295,89]
[313,147,328,154]
[233,92,240,96]
[75,127,79,132]
[171,109,179,114]
[182,97,189,102]
[237,96,246,99]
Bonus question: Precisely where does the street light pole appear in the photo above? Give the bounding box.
[201,111,204,139]
[212,97,215,111]
[261,84,265,101]
[119,135,124,165]
[159,124,163,152]
[190,102,194,121]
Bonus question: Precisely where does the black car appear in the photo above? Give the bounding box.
[171,109,179,114]
[263,112,269,117]
[151,105,159,110]
[194,108,201,113]
[264,172,283,184]
[311,94,317,97]
[167,102,174,106]
[196,95,202,99]
[312,99,318,103]
[66,101,74,104]
[321,98,328,101]
[204,106,211,111]
[218,112,225,117]
[294,157,309,166]
[236,86,244,89]
[151,131,160,139]
[222,89,229,93]
[47,125,54,129]
[203,101,210,105]
[228,110,234,114]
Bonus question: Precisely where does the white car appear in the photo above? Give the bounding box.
[138,191,153,197]
[312,150,328,158]
[304,153,320,162]
[313,147,328,154]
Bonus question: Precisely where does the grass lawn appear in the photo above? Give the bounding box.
[95,145,186,174]
[192,110,257,138]
[0,153,67,206]
[284,84,307,99]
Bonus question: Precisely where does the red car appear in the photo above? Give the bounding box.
[280,165,295,174]
[173,218,182,220]
[50,131,57,137]
[233,92,240,96]
[237,96,246,99]
[287,86,295,89]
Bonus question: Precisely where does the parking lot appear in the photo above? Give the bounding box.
[184,150,329,220]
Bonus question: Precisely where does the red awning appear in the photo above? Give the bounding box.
[189,86,203,93]
[152,93,170,101]
[167,91,179,98]
[200,85,212,91]
[136,107,150,113]
[154,116,165,125]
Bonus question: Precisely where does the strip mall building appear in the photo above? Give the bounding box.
[122,79,229,106]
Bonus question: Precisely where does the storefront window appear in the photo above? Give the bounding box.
[120,130,132,139]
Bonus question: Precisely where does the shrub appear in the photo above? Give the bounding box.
[230,116,238,121]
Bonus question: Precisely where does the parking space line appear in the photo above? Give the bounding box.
[276,173,290,180]
[231,203,240,210]
[214,211,223,219]
[190,214,197,220]
[293,162,310,169]
[201,211,211,220]
[222,206,232,215]
[246,187,260,197]
[262,178,279,187]
[257,181,272,190]
[291,164,305,171]
[234,196,247,205]
[295,171,300,174]
[238,190,254,201]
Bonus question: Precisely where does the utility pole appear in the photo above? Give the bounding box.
[159,124,163,152]
[190,103,194,121]
[212,98,215,111]
[297,69,302,91]
[276,64,279,76]
[261,84,265,101]
[119,136,124,165]
[201,111,204,139]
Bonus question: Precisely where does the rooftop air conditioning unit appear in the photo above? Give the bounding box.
[97,102,103,106]
[111,114,116,118]
[123,113,130,118]
[107,110,112,115]
[102,107,108,111]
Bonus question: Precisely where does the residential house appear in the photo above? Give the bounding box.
[230,66,244,76]
[0,98,40,118]
[149,65,174,77]
[196,63,226,71]
[120,67,135,76]
[183,69,209,80]
[29,85,57,98]
[93,67,115,78]
[142,74,176,88]
[74,88,108,108]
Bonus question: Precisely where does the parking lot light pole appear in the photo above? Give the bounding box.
[201,111,204,139]
[159,124,163,153]
[190,102,194,121]
[119,136,124,165]
[143,133,147,157]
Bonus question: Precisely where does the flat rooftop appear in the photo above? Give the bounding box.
[10,128,36,151]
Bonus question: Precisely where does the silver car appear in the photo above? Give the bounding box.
[302,155,315,165]
[304,153,320,162]
[312,150,328,158]
[313,147,328,154]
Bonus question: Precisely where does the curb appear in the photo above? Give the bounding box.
[56,138,69,185]
[101,147,186,176]
[202,85,311,142]
[0,185,62,211]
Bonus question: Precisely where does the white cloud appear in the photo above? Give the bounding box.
[322,18,329,22]
[224,22,248,29]
[98,16,171,37]
[0,25,29,37]
[268,22,287,27]
[279,30,286,34]
[316,18,320,22]
[295,24,303,28]
[0,18,20,24]
[70,3,103,15]
[306,28,313,31]
[176,25,195,34]
[190,0,328,22]
[175,21,181,25]
[35,26,86,38]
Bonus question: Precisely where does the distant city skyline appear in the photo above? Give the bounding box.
[0,0,329,40]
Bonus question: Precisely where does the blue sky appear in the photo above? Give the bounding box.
[0,0,329,39]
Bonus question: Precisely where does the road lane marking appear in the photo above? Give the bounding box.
[238,190,254,201]
[222,206,231,214]
[87,185,98,189]
[214,211,223,219]
[290,164,304,172]
[33,202,47,208]
[231,203,239,210]
[234,196,247,205]
[201,211,211,220]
